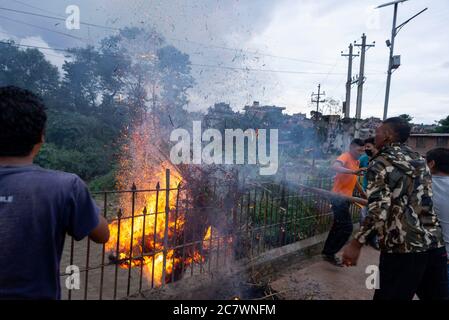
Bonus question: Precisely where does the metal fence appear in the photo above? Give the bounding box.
[60,171,360,300]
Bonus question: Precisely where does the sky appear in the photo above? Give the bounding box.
[0,0,448,124]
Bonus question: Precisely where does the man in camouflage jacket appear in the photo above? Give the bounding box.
[342,117,448,300]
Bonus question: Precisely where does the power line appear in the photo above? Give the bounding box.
[0,40,383,76]
[10,0,65,17]
[320,56,340,87]
[0,40,68,52]
[0,6,119,31]
[0,40,386,77]
[5,13,336,71]
[189,62,348,75]
[0,5,339,67]
[168,38,337,66]
[0,15,86,42]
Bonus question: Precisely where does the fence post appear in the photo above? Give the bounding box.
[127,182,137,296]
[161,169,170,286]
[99,192,107,300]
[113,208,122,300]
[138,206,147,292]
[171,182,181,283]
[151,182,160,288]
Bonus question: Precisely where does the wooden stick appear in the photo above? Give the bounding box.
[297,184,368,206]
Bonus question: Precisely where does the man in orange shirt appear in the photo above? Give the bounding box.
[322,138,366,266]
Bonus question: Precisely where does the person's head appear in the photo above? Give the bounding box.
[349,138,365,159]
[375,117,411,150]
[364,137,378,158]
[426,148,449,176]
[0,86,46,159]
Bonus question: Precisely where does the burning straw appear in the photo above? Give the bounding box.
[105,120,213,288]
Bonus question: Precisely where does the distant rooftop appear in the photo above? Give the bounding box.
[244,101,286,111]
[410,133,449,137]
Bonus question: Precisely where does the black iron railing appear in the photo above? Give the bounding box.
[60,171,360,300]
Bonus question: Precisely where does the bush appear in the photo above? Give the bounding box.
[35,143,112,181]
[89,170,117,192]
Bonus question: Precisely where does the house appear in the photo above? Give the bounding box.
[243,101,286,120]
[407,133,449,155]
[204,102,236,127]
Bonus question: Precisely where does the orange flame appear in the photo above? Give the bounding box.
[105,121,211,286]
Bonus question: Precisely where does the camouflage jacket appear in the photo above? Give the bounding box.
[354,143,444,253]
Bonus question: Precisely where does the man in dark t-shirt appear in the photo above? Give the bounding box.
[0,86,110,299]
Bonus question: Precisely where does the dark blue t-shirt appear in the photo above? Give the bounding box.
[0,164,99,299]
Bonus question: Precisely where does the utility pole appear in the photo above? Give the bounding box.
[341,43,359,118]
[311,84,326,114]
[376,0,428,120]
[354,33,375,120]
[311,84,325,172]
[383,3,398,120]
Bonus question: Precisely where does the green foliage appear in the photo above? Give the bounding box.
[399,114,413,123]
[89,170,117,192]
[0,42,59,98]
[245,184,331,248]
[0,28,194,185]
[435,116,449,133]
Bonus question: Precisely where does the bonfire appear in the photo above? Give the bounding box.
[105,119,213,286]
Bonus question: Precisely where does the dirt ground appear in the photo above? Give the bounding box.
[269,246,380,300]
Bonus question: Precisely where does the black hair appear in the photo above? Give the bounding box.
[364,137,375,145]
[382,117,411,143]
[0,86,47,157]
[426,148,449,174]
[350,138,365,147]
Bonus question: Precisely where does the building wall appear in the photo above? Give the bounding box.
[407,135,449,155]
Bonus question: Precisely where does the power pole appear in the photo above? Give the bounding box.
[311,84,325,172]
[311,84,326,114]
[383,3,398,120]
[354,33,375,120]
[341,43,359,118]
[376,0,428,120]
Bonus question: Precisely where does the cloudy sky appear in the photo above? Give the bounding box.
[0,0,448,124]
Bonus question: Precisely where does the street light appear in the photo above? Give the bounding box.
[376,0,428,120]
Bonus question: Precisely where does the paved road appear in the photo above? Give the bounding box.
[270,246,381,300]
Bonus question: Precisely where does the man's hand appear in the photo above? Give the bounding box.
[352,168,367,176]
[342,239,363,266]
[355,181,368,199]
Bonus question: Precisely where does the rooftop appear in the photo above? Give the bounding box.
[409,133,449,137]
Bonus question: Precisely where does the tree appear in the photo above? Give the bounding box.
[0,41,60,99]
[0,27,195,184]
[157,45,195,127]
[61,46,103,114]
[399,114,413,123]
[435,116,449,133]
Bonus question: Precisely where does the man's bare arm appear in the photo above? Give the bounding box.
[89,215,110,244]
[331,161,366,175]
